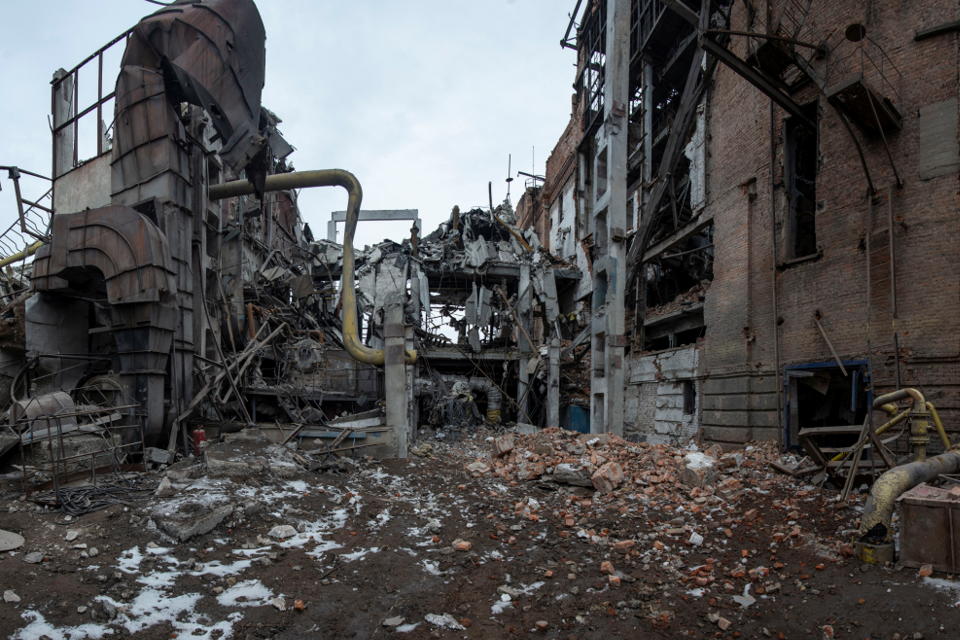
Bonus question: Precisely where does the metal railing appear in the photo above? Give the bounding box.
[51,28,132,179]
[825,28,902,105]
[0,166,52,264]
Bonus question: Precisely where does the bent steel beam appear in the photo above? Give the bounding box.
[209,169,417,365]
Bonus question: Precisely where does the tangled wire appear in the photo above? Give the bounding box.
[32,476,158,516]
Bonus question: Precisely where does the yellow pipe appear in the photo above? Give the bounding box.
[859,450,960,545]
[873,388,929,461]
[494,214,533,252]
[209,169,416,365]
[926,401,952,450]
[829,408,910,463]
[0,240,44,268]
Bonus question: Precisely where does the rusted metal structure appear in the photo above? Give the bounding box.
[0,0,578,483]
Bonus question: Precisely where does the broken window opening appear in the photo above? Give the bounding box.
[784,362,870,450]
[596,147,608,200]
[642,306,705,352]
[642,226,713,309]
[682,379,696,415]
[784,102,819,259]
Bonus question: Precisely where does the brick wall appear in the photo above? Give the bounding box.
[701,0,960,444]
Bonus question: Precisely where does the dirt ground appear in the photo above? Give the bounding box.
[1,430,959,640]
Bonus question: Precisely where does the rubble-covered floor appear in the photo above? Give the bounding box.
[2,431,959,639]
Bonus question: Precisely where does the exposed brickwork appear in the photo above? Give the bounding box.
[540,0,959,444]
[702,0,960,444]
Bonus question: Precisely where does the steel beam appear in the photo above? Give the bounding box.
[328,209,421,241]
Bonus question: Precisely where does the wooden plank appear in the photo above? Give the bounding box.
[798,425,864,436]
[642,212,714,262]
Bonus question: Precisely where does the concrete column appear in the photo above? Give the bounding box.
[52,69,75,179]
[384,303,408,457]
[599,0,630,435]
[517,263,532,423]
[547,337,561,427]
[643,63,654,194]
[327,220,338,242]
[405,322,418,445]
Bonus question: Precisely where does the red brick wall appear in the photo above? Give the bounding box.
[701,0,960,444]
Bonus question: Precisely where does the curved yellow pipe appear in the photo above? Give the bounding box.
[209,169,416,365]
[873,388,929,460]
[0,240,44,269]
[926,401,952,450]
[859,451,960,544]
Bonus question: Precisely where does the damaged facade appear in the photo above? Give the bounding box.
[528,0,960,450]
[5,1,960,636]
[0,0,581,487]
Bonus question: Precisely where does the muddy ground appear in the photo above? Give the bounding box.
[1,430,959,640]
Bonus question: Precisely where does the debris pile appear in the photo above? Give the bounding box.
[465,426,860,613]
[479,426,764,495]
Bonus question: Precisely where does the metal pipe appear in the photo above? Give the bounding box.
[419,375,503,424]
[873,388,929,460]
[926,401,952,451]
[829,407,910,463]
[813,313,847,376]
[859,450,960,545]
[0,240,44,269]
[209,169,416,365]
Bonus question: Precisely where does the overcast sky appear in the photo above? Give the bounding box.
[0,1,577,249]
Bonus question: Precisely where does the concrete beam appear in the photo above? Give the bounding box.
[328,209,421,241]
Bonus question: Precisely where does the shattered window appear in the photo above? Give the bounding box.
[785,102,819,259]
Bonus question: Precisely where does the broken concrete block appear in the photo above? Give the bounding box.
[151,500,234,542]
[551,463,593,487]
[144,447,174,466]
[680,452,717,488]
[515,460,545,481]
[206,449,263,478]
[164,459,202,482]
[465,461,490,475]
[591,461,624,493]
[268,525,298,540]
[154,477,176,498]
[513,423,538,435]
[493,434,515,457]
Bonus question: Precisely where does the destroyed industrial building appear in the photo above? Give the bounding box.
[1,0,960,637]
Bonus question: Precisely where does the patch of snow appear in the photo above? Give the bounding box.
[491,593,513,614]
[117,546,144,573]
[923,576,960,605]
[341,547,380,562]
[683,451,714,470]
[189,558,254,577]
[12,611,110,640]
[217,579,275,608]
[425,613,464,630]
